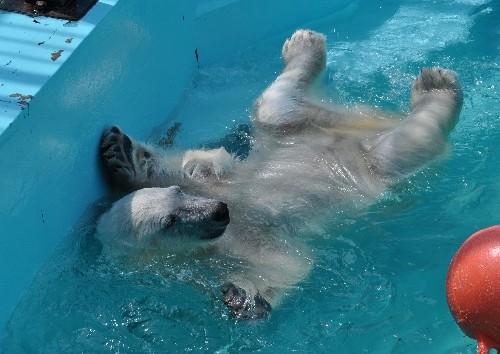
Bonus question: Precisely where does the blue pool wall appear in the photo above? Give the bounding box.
[0,0,353,329]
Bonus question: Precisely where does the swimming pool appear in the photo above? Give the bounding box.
[1,0,498,352]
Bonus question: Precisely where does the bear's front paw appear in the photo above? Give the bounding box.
[100,126,153,190]
[181,148,234,181]
[222,282,271,320]
[411,67,463,108]
[282,29,326,73]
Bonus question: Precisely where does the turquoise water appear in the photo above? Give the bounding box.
[2,0,499,352]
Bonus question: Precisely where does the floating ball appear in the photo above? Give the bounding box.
[446,225,500,354]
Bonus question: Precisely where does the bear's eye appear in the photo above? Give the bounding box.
[143,150,151,159]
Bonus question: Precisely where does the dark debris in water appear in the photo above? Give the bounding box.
[50,49,64,61]
[158,122,182,148]
[9,92,33,106]
[202,123,253,160]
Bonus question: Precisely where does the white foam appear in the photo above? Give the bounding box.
[327,2,484,82]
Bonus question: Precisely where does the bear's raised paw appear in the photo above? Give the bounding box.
[100,126,153,190]
[411,67,463,108]
[282,29,326,74]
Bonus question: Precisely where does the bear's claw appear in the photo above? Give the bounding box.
[222,281,271,320]
[413,68,461,94]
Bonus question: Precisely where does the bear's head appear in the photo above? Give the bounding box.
[96,186,230,250]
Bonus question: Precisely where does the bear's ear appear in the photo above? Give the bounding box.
[163,215,177,229]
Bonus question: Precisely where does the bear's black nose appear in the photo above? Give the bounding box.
[213,202,230,223]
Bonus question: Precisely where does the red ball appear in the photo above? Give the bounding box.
[446,225,500,354]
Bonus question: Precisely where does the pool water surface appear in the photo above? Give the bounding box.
[2,0,499,352]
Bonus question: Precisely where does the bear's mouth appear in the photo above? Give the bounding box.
[203,218,230,240]
[203,228,226,240]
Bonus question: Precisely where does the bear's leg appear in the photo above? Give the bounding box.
[253,30,330,133]
[100,126,235,190]
[220,238,312,320]
[364,68,463,183]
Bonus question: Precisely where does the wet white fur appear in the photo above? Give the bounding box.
[99,30,463,310]
[97,186,227,252]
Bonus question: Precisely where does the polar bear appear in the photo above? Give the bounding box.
[98,30,463,319]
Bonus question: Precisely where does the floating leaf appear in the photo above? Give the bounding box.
[51,49,64,61]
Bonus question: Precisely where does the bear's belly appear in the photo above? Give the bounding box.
[223,142,381,220]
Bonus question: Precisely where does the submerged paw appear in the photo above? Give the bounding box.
[221,282,271,320]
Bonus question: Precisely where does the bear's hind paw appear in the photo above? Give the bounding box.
[282,29,326,74]
[411,67,463,107]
